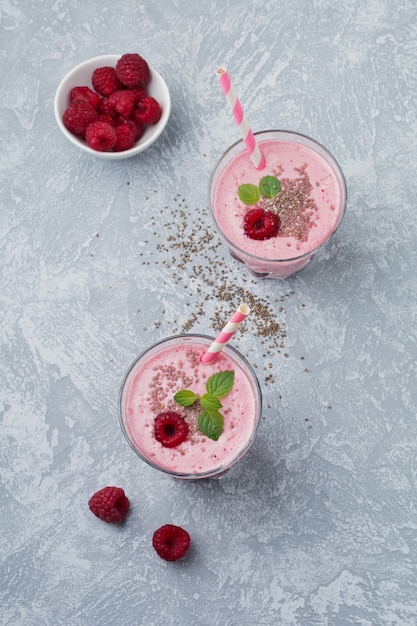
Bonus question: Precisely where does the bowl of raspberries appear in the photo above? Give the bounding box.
[54,53,170,158]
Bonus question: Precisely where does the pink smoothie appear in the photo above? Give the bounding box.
[210,130,346,278]
[119,335,262,478]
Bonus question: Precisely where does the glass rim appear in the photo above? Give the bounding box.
[118,333,263,479]
[208,129,348,264]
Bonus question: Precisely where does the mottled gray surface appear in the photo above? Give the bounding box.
[1,1,417,625]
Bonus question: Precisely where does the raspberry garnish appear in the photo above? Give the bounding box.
[133,96,162,125]
[85,121,117,151]
[69,85,101,110]
[116,53,150,88]
[152,524,191,561]
[63,100,98,136]
[92,66,122,97]
[88,486,130,523]
[153,411,189,448]
[108,90,136,118]
[243,207,280,240]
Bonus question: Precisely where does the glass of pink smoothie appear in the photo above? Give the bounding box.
[209,130,347,279]
[119,334,262,479]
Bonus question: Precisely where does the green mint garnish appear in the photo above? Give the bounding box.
[206,370,234,398]
[238,183,261,205]
[198,410,223,442]
[238,176,281,204]
[174,390,197,406]
[200,394,223,412]
[173,370,235,441]
[259,175,281,198]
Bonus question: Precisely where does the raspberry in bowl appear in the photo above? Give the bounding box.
[54,54,170,159]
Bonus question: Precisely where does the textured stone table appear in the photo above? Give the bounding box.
[1,1,417,625]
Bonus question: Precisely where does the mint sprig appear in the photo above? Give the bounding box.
[238,175,281,205]
[174,370,235,441]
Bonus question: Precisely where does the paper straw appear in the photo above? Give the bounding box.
[216,67,265,170]
[200,303,250,364]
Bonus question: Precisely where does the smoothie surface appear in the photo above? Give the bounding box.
[122,340,259,475]
[213,138,344,260]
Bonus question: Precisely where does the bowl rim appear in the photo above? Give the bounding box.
[54,54,171,159]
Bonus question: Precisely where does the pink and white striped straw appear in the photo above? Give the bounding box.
[200,303,250,364]
[216,67,265,170]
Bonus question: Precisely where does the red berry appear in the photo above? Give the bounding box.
[69,85,101,110]
[123,117,145,141]
[153,411,189,448]
[243,207,280,240]
[116,53,150,88]
[133,96,162,125]
[97,113,116,127]
[92,66,122,97]
[98,97,117,118]
[130,87,147,104]
[108,90,136,118]
[88,486,130,523]
[113,123,136,152]
[152,524,191,561]
[85,121,117,152]
[63,100,98,136]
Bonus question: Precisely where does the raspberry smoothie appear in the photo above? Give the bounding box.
[209,130,347,278]
[119,334,262,479]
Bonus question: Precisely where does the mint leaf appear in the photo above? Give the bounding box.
[174,389,197,407]
[200,393,223,412]
[259,175,281,198]
[198,410,223,441]
[206,370,234,398]
[238,183,260,205]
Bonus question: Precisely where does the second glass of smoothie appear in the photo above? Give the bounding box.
[119,334,262,479]
[209,130,347,279]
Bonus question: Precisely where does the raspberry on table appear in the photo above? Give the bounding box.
[243,207,280,240]
[152,524,191,561]
[63,100,98,136]
[69,86,101,110]
[133,96,162,125]
[113,123,136,152]
[92,66,122,97]
[116,53,150,88]
[108,90,136,119]
[153,412,189,448]
[88,486,130,523]
[85,121,117,151]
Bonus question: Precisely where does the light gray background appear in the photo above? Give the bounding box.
[1,1,417,625]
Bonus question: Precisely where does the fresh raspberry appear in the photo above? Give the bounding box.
[63,100,98,136]
[133,96,162,125]
[113,123,136,152]
[243,207,280,240]
[116,53,150,88]
[130,87,147,104]
[153,412,189,448]
[108,90,136,118]
[123,117,145,141]
[85,121,117,152]
[88,486,130,523]
[97,113,116,127]
[92,66,122,97]
[152,524,191,561]
[69,85,101,110]
[98,97,117,118]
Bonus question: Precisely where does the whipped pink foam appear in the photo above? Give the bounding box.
[121,340,259,476]
[213,138,344,260]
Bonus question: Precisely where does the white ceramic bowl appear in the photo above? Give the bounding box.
[54,54,171,159]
